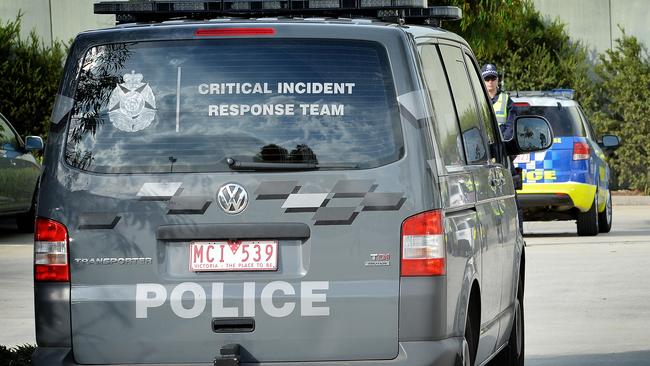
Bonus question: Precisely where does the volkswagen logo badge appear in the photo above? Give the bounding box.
[217,183,249,215]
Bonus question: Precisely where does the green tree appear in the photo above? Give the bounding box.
[590,31,650,193]
[0,14,65,138]
[440,0,594,101]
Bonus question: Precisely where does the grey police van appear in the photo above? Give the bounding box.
[33,2,552,366]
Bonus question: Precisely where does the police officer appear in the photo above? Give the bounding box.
[481,63,514,141]
[482,63,524,233]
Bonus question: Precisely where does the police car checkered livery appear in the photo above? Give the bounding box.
[512,91,620,236]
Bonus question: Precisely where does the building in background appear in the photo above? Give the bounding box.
[0,0,649,54]
[0,0,115,45]
[532,0,650,57]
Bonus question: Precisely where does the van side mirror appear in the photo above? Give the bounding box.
[507,116,553,155]
[600,134,620,149]
[25,136,44,151]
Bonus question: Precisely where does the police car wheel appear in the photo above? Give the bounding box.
[577,196,599,236]
[598,190,613,233]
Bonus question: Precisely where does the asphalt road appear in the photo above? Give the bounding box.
[524,206,650,366]
[0,218,35,348]
[1,207,650,366]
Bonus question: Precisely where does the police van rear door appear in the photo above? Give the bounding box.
[59,24,419,364]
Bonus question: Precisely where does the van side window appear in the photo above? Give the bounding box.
[418,44,465,167]
[463,52,506,165]
[463,53,496,145]
[439,45,487,164]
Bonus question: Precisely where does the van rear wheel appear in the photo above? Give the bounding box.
[505,274,525,366]
[464,306,477,366]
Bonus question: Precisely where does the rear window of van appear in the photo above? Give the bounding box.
[65,39,403,173]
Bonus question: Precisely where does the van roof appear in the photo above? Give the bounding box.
[76,19,469,49]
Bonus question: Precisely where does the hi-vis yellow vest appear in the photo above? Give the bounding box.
[493,92,509,125]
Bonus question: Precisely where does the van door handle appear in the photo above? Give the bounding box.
[212,318,255,333]
[490,177,505,187]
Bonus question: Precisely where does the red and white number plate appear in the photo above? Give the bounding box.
[189,241,278,272]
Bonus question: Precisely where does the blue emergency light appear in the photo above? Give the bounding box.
[514,89,575,100]
[94,0,462,24]
[549,88,575,99]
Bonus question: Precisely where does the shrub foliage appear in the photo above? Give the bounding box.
[441,0,593,97]
[440,0,649,192]
[589,33,650,193]
[0,14,65,138]
[0,344,34,366]
[1,4,649,191]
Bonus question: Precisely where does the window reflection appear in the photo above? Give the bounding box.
[65,40,402,173]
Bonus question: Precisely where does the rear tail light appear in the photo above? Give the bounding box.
[573,142,590,160]
[512,102,530,107]
[401,210,445,276]
[34,218,69,282]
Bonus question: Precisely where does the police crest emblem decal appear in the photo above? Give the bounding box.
[108,70,156,132]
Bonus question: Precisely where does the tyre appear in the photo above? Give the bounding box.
[577,195,599,236]
[16,185,38,233]
[504,274,525,366]
[598,189,612,233]
[15,209,35,232]
[464,306,477,366]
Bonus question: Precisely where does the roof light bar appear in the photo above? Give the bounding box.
[95,1,462,24]
[224,0,289,11]
[514,89,575,100]
[378,6,461,21]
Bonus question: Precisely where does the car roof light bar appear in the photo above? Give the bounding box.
[514,89,575,100]
[94,1,462,25]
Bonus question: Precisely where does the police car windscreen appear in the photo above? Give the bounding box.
[65,39,403,173]
[512,105,586,137]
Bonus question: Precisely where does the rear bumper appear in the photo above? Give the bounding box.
[517,182,596,212]
[517,193,574,208]
[32,339,463,366]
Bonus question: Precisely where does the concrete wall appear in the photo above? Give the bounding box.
[0,0,115,45]
[50,0,115,43]
[533,0,650,56]
[0,0,54,44]
[1,0,649,54]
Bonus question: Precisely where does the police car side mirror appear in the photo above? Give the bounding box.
[600,134,620,150]
[24,136,44,151]
[507,115,554,155]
